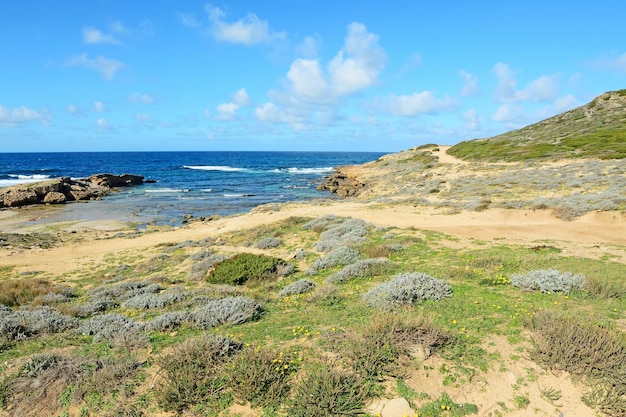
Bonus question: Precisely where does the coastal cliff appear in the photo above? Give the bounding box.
[0,173,144,208]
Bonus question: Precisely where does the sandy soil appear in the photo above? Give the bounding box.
[2,201,625,276]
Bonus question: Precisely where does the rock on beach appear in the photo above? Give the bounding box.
[0,174,144,208]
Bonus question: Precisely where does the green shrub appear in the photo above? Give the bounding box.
[154,335,241,414]
[207,253,291,285]
[287,365,368,417]
[227,346,299,408]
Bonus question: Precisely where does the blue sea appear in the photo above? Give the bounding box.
[0,151,386,226]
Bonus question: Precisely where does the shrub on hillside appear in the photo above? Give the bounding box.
[155,335,241,414]
[308,246,361,274]
[287,365,368,417]
[207,253,292,285]
[121,288,188,310]
[254,237,283,249]
[526,310,626,416]
[76,313,144,342]
[228,346,299,408]
[363,272,452,310]
[192,296,263,329]
[188,253,228,281]
[278,279,316,297]
[510,269,585,294]
[325,258,392,284]
[145,311,191,332]
[344,313,451,381]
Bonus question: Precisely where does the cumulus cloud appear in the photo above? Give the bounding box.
[493,63,557,103]
[67,104,83,115]
[0,105,50,126]
[387,91,457,116]
[180,4,285,45]
[254,22,385,130]
[295,35,321,58]
[129,93,154,104]
[67,54,123,79]
[328,23,386,96]
[492,103,525,124]
[82,27,122,45]
[93,101,105,112]
[589,52,626,73]
[209,88,251,120]
[463,108,481,130]
[135,113,152,122]
[96,118,110,129]
[535,94,578,120]
[460,70,479,97]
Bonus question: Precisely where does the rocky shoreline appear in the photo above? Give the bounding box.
[316,167,365,197]
[0,173,145,208]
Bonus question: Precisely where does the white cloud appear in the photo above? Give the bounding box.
[135,113,152,122]
[328,23,386,96]
[232,88,250,106]
[295,35,321,58]
[129,93,154,104]
[93,101,105,112]
[493,63,557,103]
[535,94,579,120]
[67,54,123,79]
[492,103,524,123]
[67,104,82,115]
[178,12,201,28]
[109,20,130,35]
[387,91,457,116]
[0,105,50,126]
[96,118,110,129]
[460,70,479,97]
[463,108,481,130]
[589,52,626,73]
[82,27,122,45]
[287,59,330,102]
[201,4,285,45]
[253,23,384,131]
[210,88,252,120]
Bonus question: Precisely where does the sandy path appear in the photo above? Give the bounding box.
[2,202,625,275]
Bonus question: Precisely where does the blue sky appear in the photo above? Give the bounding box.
[1,1,625,152]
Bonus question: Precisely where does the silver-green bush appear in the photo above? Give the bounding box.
[510,269,586,294]
[363,272,452,310]
[325,258,392,284]
[278,279,316,297]
[192,296,262,329]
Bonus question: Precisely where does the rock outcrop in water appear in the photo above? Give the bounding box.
[0,174,144,208]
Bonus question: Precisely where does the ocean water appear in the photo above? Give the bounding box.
[0,151,386,226]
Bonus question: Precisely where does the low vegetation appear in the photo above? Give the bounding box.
[0,214,624,417]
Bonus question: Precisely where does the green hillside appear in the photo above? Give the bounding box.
[449,90,626,161]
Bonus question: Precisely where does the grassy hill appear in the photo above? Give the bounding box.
[449,89,626,161]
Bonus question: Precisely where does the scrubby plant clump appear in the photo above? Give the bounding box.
[192,296,263,329]
[308,246,361,273]
[76,313,144,342]
[511,269,586,294]
[278,279,316,297]
[155,335,241,414]
[0,306,78,341]
[254,236,283,249]
[207,253,292,285]
[287,365,368,417]
[227,346,299,408]
[325,258,392,284]
[363,272,452,310]
[188,253,228,281]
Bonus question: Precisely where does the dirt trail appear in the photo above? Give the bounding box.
[2,202,625,275]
